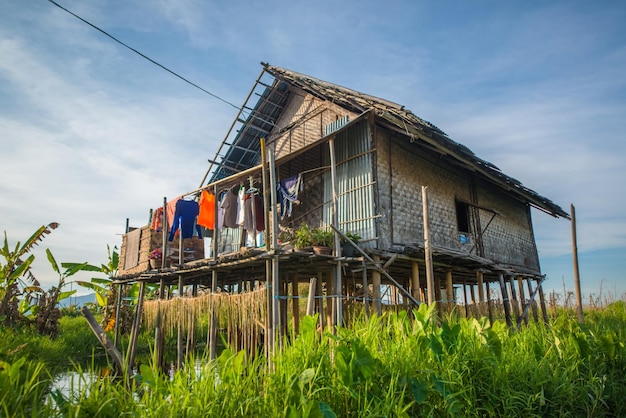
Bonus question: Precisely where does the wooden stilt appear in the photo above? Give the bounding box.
[82,307,127,375]
[209,270,218,361]
[477,271,484,317]
[411,261,420,304]
[362,261,370,318]
[469,283,476,318]
[485,280,493,325]
[537,280,550,324]
[435,275,444,318]
[422,186,435,306]
[317,271,326,330]
[176,275,184,370]
[325,270,333,330]
[372,256,382,316]
[329,137,343,327]
[570,204,584,323]
[113,283,123,349]
[445,270,454,314]
[462,279,469,318]
[508,276,520,324]
[127,281,146,372]
[527,279,539,322]
[517,276,529,325]
[306,277,317,316]
[292,276,299,334]
[499,274,513,327]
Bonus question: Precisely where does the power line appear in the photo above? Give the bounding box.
[47,0,241,111]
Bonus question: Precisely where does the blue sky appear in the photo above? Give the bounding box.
[1,0,624,301]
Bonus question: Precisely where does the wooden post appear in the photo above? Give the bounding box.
[445,270,454,314]
[508,276,520,324]
[537,281,550,324]
[372,256,382,316]
[82,307,127,375]
[162,197,168,269]
[176,275,184,370]
[292,276,299,334]
[527,279,539,322]
[363,261,370,318]
[570,204,584,324]
[469,283,476,318]
[517,276,529,325]
[325,270,333,329]
[477,272,485,317]
[127,281,146,372]
[499,274,513,327]
[462,279,469,318]
[317,271,326,330]
[422,186,435,306]
[434,275,444,318]
[411,261,420,303]
[113,283,123,349]
[485,280,493,325]
[306,277,317,316]
[209,270,218,361]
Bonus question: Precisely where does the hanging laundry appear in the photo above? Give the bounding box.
[197,190,215,230]
[277,174,303,219]
[221,186,239,228]
[166,196,182,231]
[244,194,265,232]
[168,199,202,241]
[236,186,245,226]
[150,206,164,231]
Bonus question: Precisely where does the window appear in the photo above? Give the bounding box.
[455,200,470,233]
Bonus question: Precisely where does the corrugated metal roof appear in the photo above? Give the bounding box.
[207,63,568,218]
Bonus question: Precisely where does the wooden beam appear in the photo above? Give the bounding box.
[81,307,127,376]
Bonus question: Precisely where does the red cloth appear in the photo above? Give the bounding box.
[197,190,215,230]
[150,207,163,231]
[166,196,181,232]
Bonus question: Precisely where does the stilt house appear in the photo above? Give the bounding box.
[116,63,568,354]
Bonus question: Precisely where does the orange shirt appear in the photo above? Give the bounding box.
[197,190,215,230]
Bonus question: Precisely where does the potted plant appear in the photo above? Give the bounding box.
[340,231,361,257]
[311,227,334,255]
[294,223,313,251]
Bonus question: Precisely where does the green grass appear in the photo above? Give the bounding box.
[2,303,625,417]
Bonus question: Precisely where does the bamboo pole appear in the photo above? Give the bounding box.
[127,281,146,372]
[260,138,273,359]
[462,279,469,318]
[268,143,281,350]
[570,204,584,324]
[422,186,435,306]
[328,137,343,327]
[317,271,326,330]
[162,197,168,269]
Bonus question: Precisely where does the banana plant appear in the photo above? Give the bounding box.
[0,223,59,326]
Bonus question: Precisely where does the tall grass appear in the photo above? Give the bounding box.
[3,302,625,417]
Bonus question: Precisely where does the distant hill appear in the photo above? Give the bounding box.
[59,293,96,308]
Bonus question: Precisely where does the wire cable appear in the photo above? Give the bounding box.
[47,0,241,111]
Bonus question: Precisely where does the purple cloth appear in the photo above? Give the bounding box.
[277,174,302,219]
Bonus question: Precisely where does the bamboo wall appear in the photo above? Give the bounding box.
[374,128,540,273]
